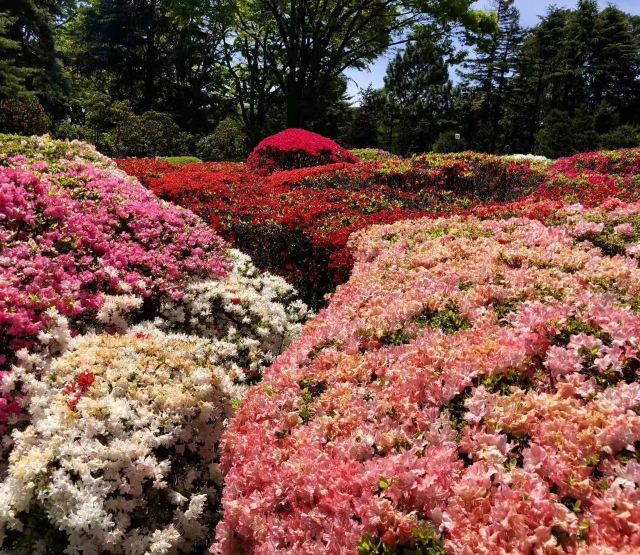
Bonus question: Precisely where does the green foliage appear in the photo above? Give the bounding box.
[350,148,399,161]
[382,34,458,155]
[380,327,411,346]
[553,316,612,348]
[0,10,30,99]
[228,0,493,129]
[600,125,640,149]
[2,0,639,157]
[60,0,229,134]
[414,306,471,335]
[535,110,575,158]
[110,111,191,158]
[196,117,249,162]
[344,86,384,149]
[0,1,62,106]
[0,97,50,135]
[482,370,532,395]
[357,524,446,555]
[458,0,524,153]
[432,131,466,153]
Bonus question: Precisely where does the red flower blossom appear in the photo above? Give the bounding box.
[63,372,96,410]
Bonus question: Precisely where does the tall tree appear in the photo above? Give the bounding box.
[226,0,495,128]
[0,9,29,98]
[592,6,640,124]
[502,7,569,152]
[382,32,457,154]
[459,0,523,152]
[62,0,230,134]
[344,85,384,148]
[0,0,65,105]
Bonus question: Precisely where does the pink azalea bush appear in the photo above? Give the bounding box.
[0,135,232,437]
[246,128,358,174]
[215,203,640,554]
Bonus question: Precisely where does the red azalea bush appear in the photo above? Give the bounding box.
[115,157,175,181]
[214,205,640,554]
[117,148,639,309]
[246,128,358,174]
[279,153,549,201]
[540,149,640,205]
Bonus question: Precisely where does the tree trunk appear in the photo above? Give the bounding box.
[143,0,157,111]
[286,77,303,127]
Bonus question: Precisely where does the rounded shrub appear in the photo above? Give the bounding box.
[350,148,399,161]
[105,111,192,158]
[196,117,249,162]
[600,125,640,150]
[246,128,358,174]
[0,98,50,135]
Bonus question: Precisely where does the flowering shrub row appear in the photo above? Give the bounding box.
[215,204,640,554]
[0,133,114,168]
[540,149,640,205]
[116,150,554,306]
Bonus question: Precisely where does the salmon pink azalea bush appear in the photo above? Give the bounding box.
[215,205,640,554]
[246,128,358,174]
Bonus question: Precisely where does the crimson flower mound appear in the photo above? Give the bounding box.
[215,205,640,554]
[246,128,358,174]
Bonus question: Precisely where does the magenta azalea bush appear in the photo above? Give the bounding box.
[0,134,234,437]
[246,128,358,174]
[215,202,640,554]
[0,139,230,359]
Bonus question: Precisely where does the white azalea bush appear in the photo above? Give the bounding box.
[0,327,245,554]
[0,252,310,553]
[156,250,310,381]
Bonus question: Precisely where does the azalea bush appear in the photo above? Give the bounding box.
[0,137,230,373]
[540,149,640,205]
[0,136,311,553]
[246,128,358,174]
[0,133,113,167]
[1,327,246,554]
[4,133,640,554]
[215,205,640,554]
[350,148,399,162]
[117,149,550,306]
[157,249,310,380]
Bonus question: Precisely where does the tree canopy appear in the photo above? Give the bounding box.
[0,0,638,157]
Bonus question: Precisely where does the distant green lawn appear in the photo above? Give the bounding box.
[159,155,202,164]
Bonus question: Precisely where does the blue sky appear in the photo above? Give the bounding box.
[344,0,640,101]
